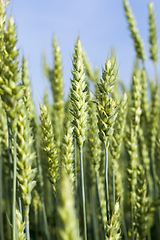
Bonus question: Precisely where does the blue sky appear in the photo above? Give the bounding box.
[6,0,160,110]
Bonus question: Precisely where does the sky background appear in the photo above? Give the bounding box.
[6,0,160,111]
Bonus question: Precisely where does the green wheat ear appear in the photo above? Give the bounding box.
[43,36,65,150]
[70,36,88,240]
[106,201,121,239]
[123,0,146,62]
[110,92,127,201]
[58,169,82,240]
[52,36,65,123]
[17,103,37,213]
[88,91,101,173]
[0,16,23,129]
[135,165,148,240]
[95,58,118,145]
[61,121,75,191]
[40,104,59,194]
[0,0,9,50]
[16,209,26,240]
[125,124,138,239]
[149,2,159,65]
[0,98,8,161]
[140,69,150,126]
[16,102,37,238]
[149,83,159,157]
[43,36,65,126]
[130,69,142,132]
[70,37,88,148]
[110,92,127,161]
[22,57,36,120]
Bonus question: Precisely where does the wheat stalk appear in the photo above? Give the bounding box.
[95,57,118,222]
[70,37,88,240]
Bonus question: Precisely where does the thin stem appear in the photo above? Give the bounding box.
[74,137,80,237]
[34,209,38,240]
[112,161,115,208]
[74,137,77,192]
[25,214,30,240]
[6,115,13,187]
[79,146,87,240]
[131,202,134,240]
[55,197,60,240]
[104,142,110,223]
[5,114,12,239]
[95,171,105,240]
[13,129,17,240]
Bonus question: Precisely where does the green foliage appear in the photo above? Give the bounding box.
[0,1,160,240]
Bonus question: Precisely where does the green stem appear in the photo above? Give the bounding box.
[74,137,77,192]
[6,115,13,187]
[25,213,30,240]
[74,138,80,237]
[13,129,17,240]
[34,209,38,240]
[112,161,115,208]
[131,202,134,240]
[104,142,110,223]
[6,115,13,238]
[79,146,87,240]
[95,172,105,240]
[55,197,60,240]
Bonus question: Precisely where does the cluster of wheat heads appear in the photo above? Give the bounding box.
[0,0,160,239]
